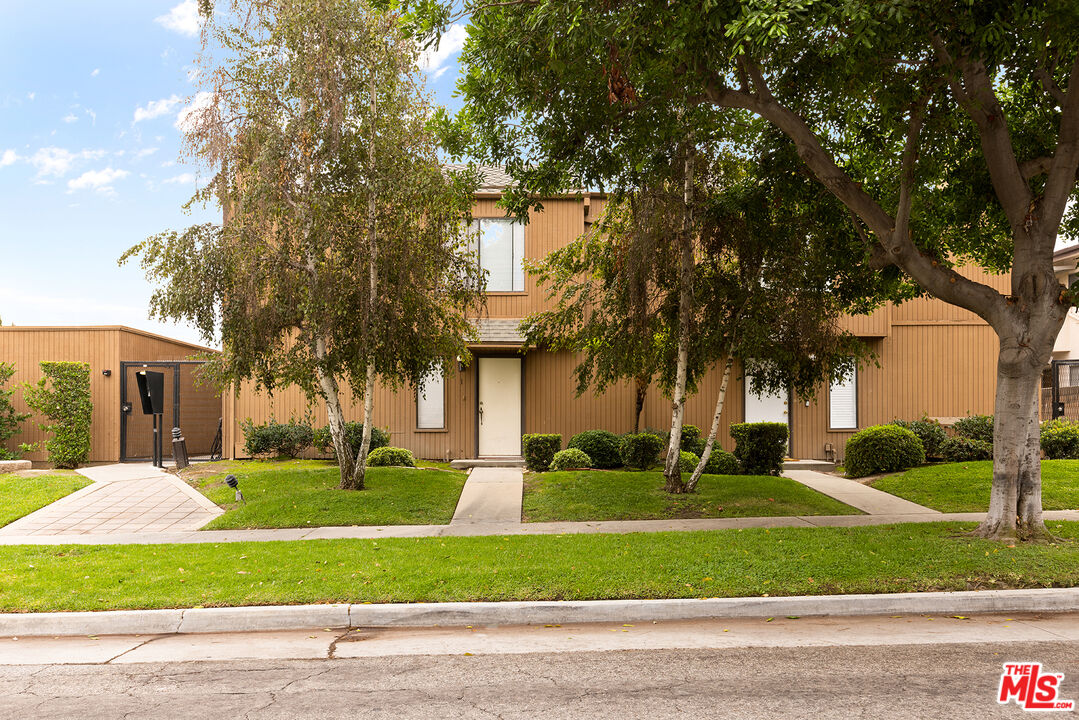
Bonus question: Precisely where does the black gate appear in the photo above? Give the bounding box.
[1043,359,1079,421]
[120,361,214,461]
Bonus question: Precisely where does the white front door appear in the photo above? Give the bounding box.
[744,376,789,425]
[478,357,522,456]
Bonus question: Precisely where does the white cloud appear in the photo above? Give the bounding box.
[163,172,196,184]
[419,24,467,80]
[174,91,214,132]
[155,0,201,36]
[135,147,159,160]
[0,150,16,167]
[85,109,96,125]
[62,113,78,124]
[133,94,182,123]
[91,68,100,77]
[26,91,35,101]
[67,167,129,194]
[29,147,105,178]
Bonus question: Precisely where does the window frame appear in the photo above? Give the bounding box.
[473,217,526,294]
[415,369,448,432]
[827,369,858,432]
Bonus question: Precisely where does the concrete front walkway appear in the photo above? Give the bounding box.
[450,466,524,524]
[782,469,940,516]
[0,463,221,536]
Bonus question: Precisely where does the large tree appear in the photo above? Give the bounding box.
[123,0,482,489]
[430,0,1079,540]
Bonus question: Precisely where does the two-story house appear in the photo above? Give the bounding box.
[218,168,1016,463]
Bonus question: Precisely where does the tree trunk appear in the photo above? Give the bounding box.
[633,374,648,433]
[975,359,1047,541]
[317,363,355,489]
[347,361,376,490]
[686,355,733,492]
[663,140,695,494]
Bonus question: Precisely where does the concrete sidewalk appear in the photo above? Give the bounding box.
[782,469,940,515]
[0,463,221,536]
[450,466,524,524]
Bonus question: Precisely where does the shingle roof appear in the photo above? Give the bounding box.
[445,164,516,192]
[470,317,525,344]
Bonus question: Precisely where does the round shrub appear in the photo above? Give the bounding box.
[952,414,994,444]
[549,448,592,471]
[680,424,705,456]
[567,430,622,469]
[729,422,788,476]
[1041,419,1079,460]
[890,416,947,459]
[367,446,415,467]
[940,436,993,462]
[844,424,925,478]
[619,432,665,469]
[522,433,562,472]
[313,422,389,457]
[677,450,699,473]
[703,449,741,475]
[241,418,313,458]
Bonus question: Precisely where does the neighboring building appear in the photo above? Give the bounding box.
[220,169,1013,462]
[1046,245,1079,420]
[1052,244,1079,362]
[0,326,220,463]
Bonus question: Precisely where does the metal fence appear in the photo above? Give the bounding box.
[1041,360,1079,421]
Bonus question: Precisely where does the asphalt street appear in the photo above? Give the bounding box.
[0,616,1077,718]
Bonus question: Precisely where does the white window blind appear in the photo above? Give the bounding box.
[417,369,445,429]
[475,218,524,291]
[829,371,857,430]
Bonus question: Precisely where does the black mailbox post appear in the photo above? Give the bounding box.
[135,370,166,467]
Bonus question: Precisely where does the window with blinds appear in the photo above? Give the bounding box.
[474,218,525,292]
[829,371,857,430]
[416,369,445,429]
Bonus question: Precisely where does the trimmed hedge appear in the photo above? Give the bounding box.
[940,436,993,462]
[703,448,741,475]
[21,361,92,469]
[312,422,389,457]
[1041,418,1079,460]
[620,432,665,469]
[567,430,622,469]
[241,419,313,458]
[677,450,699,473]
[550,448,592,471]
[729,422,787,476]
[844,425,925,477]
[681,424,705,456]
[890,416,947,459]
[367,446,415,467]
[0,362,28,461]
[522,433,562,472]
[953,414,994,445]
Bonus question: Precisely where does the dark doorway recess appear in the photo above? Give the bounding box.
[120,361,219,461]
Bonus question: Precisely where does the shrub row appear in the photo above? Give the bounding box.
[241,419,389,459]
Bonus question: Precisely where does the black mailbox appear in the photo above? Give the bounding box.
[135,370,165,415]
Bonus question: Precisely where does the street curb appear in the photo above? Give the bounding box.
[1,587,1077,637]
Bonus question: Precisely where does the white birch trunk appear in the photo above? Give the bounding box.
[686,355,733,492]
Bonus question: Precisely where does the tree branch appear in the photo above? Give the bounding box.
[1034,67,1067,106]
[896,93,931,238]
[1042,53,1079,237]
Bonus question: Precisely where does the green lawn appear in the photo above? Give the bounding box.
[0,521,1077,612]
[184,459,468,529]
[0,471,90,528]
[522,470,861,522]
[872,460,1079,513]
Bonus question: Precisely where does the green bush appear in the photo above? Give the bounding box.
[1041,418,1079,460]
[680,424,705,455]
[549,448,592,471]
[312,422,389,457]
[940,436,993,462]
[890,415,947,459]
[367,446,415,467]
[703,448,741,475]
[0,362,29,461]
[844,425,926,477]
[953,414,994,445]
[522,433,562,472]
[20,361,92,469]
[677,450,699,473]
[241,419,313,458]
[729,422,788,476]
[567,430,622,469]
[619,432,665,469]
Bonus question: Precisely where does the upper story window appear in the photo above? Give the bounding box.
[472,218,525,292]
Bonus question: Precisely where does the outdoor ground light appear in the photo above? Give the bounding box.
[225,474,245,504]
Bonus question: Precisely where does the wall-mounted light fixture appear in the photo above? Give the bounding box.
[102,369,112,377]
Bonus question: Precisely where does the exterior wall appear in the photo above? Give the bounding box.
[0,327,218,464]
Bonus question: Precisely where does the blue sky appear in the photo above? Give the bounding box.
[0,1,467,346]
